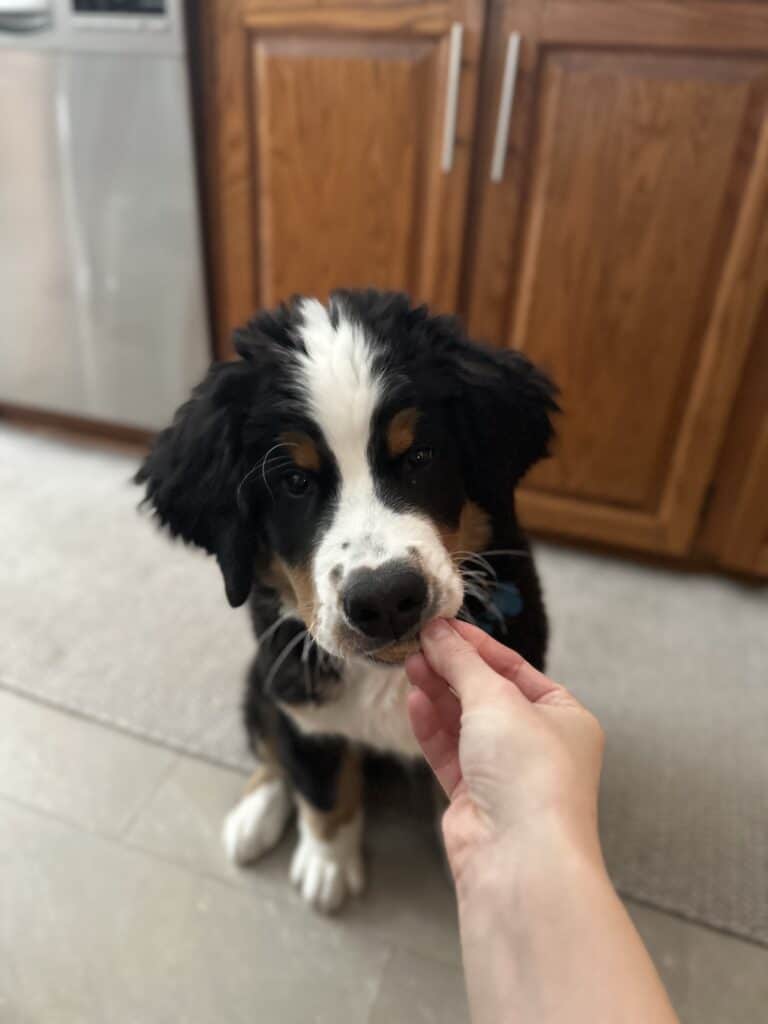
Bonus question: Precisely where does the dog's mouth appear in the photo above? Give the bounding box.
[318,619,425,666]
[365,636,422,665]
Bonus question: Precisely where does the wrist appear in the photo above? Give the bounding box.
[453,811,606,913]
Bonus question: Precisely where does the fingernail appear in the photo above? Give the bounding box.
[424,618,452,640]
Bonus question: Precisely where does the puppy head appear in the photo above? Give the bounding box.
[137,291,557,663]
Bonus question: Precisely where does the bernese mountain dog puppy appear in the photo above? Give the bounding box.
[137,289,557,913]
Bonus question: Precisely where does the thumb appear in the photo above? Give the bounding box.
[420,618,517,710]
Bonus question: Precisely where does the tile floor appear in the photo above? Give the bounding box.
[1,688,766,1023]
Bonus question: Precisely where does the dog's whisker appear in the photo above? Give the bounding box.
[263,628,308,694]
[237,442,299,504]
[301,631,313,700]
[451,551,499,579]
[457,607,482,629]
[459,568,495,588]
[257,612,300,649]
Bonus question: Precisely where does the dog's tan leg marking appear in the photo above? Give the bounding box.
[290,747,365,913]
[296,746,363,840]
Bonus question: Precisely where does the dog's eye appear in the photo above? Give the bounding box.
[283,470,311,497]
[405,447,434,471]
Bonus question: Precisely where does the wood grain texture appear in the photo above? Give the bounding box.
[660,109,768,553]
[253,34,437,304]
[468,0,768,555]
[543,0,768,51]
[514,52,764,511]
[696,299,768,576]
[199,0,483,355]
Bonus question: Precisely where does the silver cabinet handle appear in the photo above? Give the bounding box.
[441,22,464,173]
[0,1,52,33]
[490,32,522,183]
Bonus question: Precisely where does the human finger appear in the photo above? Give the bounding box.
[405,652,461,735]
[406,688,463,796]
[419,619,518,710]
[450,619,565,705]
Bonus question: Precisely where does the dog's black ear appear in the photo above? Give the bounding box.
[452,340,559,496]
[135,361,258,607]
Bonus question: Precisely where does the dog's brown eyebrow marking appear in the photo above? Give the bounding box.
[440,501,491,556]
[386,407,420,458]
[280,431,321,472]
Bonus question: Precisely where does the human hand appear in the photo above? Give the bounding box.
[405,618,605,891]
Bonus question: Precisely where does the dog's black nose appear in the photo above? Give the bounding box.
[343,562,428,643]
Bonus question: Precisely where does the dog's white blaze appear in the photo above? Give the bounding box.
[289,299,463,755]
[294,300,462,655]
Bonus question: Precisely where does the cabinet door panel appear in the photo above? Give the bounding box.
[467,1,768,554]
[513,51,763,512]
[201,0,483,354]
[254,35,437,303]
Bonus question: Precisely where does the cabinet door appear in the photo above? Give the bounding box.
[698,315,768,577]
[200,0,483,355]
[466,0,768,555]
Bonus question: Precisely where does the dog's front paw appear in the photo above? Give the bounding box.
[223,777,292,866]
[290,814,365,914]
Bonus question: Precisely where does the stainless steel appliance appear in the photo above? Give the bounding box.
[0,0,209,430]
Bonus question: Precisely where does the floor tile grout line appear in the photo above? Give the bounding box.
[0,676,251,777]
[0,788,462,966]
[3,675,767,950]
[617,889,768,951]
[0,788,130,847]
[5,784,767,979]
[0,788,464,967]
[364,944,397,1024]
[117,754,181,841]
[0,787,275,899]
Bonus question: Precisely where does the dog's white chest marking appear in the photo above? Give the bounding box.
[283,660,422,758]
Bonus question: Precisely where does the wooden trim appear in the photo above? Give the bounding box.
[541,1,768,51]
[696,310,768,575]
[465,0,543,342]
[241,3,451,35]
[518,489,666,553]
[0,402,152,451]
[529,527,768,583]
[658,113,768,553]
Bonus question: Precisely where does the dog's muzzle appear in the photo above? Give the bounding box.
[341,559,429,647]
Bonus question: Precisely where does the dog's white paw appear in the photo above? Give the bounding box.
[290,814,365,914]
[223,778,292,866]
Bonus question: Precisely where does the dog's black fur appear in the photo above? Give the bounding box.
[137,290,558,890]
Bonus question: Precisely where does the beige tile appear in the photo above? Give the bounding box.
[352,810,462,965]
[126,754,463,963]
[370,948,469,1024]
[627,900,768,1024]
[0,797,390,1024]
[124,755,250,878]
[0,690,174,837]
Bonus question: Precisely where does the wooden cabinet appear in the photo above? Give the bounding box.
[199,0,484,354]
[195,0,768,575]
[698,317,768,576]
[466,0,768,559]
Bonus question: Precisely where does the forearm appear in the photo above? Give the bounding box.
[455,831,679,1024]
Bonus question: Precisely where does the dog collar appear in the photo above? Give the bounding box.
[473,580,523,634]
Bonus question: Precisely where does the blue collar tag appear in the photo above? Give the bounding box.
[472,581,523,634]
